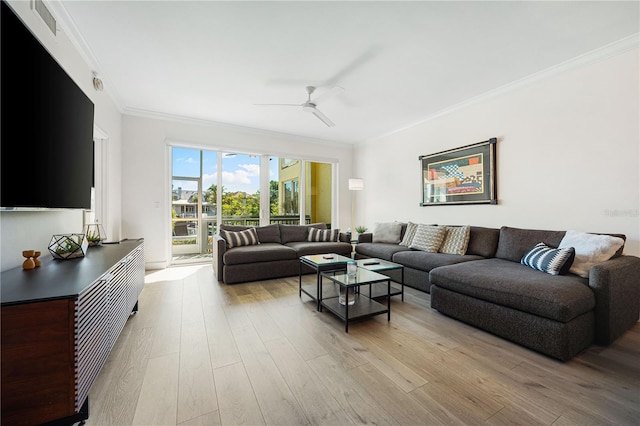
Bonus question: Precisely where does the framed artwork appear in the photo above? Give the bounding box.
[420,138,497,206]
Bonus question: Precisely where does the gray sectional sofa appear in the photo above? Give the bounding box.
[355,223,640,361]
[214,223,352,284]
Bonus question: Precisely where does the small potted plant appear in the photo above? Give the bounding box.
[355,225,368,235]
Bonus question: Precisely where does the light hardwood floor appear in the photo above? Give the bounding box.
[85,264,640,425]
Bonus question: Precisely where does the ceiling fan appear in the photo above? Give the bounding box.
[255,86,344,127]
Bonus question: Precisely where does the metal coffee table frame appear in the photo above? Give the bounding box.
[299,253,352,310]
[356,258,405,301]
[320,268,391,332]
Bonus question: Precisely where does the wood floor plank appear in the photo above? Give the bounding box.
[264,336,351,425]
[214,362,265,426]
[177,410,222,425]
[349,361,444,425]
[232,322,309,425]
[350,327,428,393]
[177,319,218,423]
[83,266,640,426]
[132,352,180,425]
[202,303,242,369]
[307,354,398,425]
[87,325,155,426]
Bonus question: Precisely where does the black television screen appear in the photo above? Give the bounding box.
[1,0,95,210]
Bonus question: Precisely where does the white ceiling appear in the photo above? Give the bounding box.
[53,1,639,144]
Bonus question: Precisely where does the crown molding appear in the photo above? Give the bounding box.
[366,33,640,145]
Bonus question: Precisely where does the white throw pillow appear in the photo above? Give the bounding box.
[558,230,624,278]
[372,222,403,243]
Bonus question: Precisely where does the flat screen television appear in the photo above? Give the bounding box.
[1,0,95,210]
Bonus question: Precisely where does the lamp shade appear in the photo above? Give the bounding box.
[348,178,364,191]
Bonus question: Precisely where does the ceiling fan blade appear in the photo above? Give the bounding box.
[253,103,301,106]
[312,86,345,105]
[311,108,335,127]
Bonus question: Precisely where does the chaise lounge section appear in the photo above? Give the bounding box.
[356,222,640,360]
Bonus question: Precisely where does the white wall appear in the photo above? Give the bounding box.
[1,0,123,271]
[121,115,354,269]
[354,48,640,257]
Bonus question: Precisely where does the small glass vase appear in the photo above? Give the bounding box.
[339,286,356,306]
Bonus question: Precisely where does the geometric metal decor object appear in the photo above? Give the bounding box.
[48,233,89,260]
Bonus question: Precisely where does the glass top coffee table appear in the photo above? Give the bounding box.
[320,268,391,332]
[299,253,352,310]
[356,258,405,301]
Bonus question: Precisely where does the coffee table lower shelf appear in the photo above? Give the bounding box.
[300,282,339,303]
[320,295,389,332]
[367,282,403,299]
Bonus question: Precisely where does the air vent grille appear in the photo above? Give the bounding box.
[33,0,56,35]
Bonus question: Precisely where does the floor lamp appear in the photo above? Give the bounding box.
[348,178,364,238]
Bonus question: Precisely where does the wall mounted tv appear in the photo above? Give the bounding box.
[1,0,95,210]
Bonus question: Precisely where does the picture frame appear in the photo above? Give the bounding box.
[420,138,497,206]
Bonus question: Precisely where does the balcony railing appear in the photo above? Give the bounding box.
[221,215,311,226]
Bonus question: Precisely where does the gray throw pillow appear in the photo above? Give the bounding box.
[372,222,403,243]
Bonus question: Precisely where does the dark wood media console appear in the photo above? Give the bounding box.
[1,239,145,425]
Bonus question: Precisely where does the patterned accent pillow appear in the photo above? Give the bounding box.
[439,225,471,255]
[409,225,446,252]
[308,228,339,242]
[521,242,575,275]
[399,222,419,247]
[219,228,260,248]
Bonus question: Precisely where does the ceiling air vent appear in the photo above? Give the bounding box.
[32,0,56,36]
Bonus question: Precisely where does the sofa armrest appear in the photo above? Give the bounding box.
[589,255,640,345]
[213,234,227,282]
[358,233,373,243]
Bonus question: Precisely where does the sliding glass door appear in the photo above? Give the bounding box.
[171,147,335,264]
[171,148,217,263]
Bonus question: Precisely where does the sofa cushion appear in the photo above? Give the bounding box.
[223,243,297,265]
[356,242,411,261]
[285,241,352,257]
[392,250,484,273]
[219,228,259,248]
[439,225,471,255]
[466,226,500,258]
[558,230,625,278]
[280,223,326,244]
[308,228,339,242]
[220,223,281,244]
[410,225,447,252]
[372,222,403,243]
[429,258,595,323]
[495,226,566,262]
[521,242,575,275]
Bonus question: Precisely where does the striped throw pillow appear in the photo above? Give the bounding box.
[220,228,259,248]
[308,228,339,242]
[521,242,575,275]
